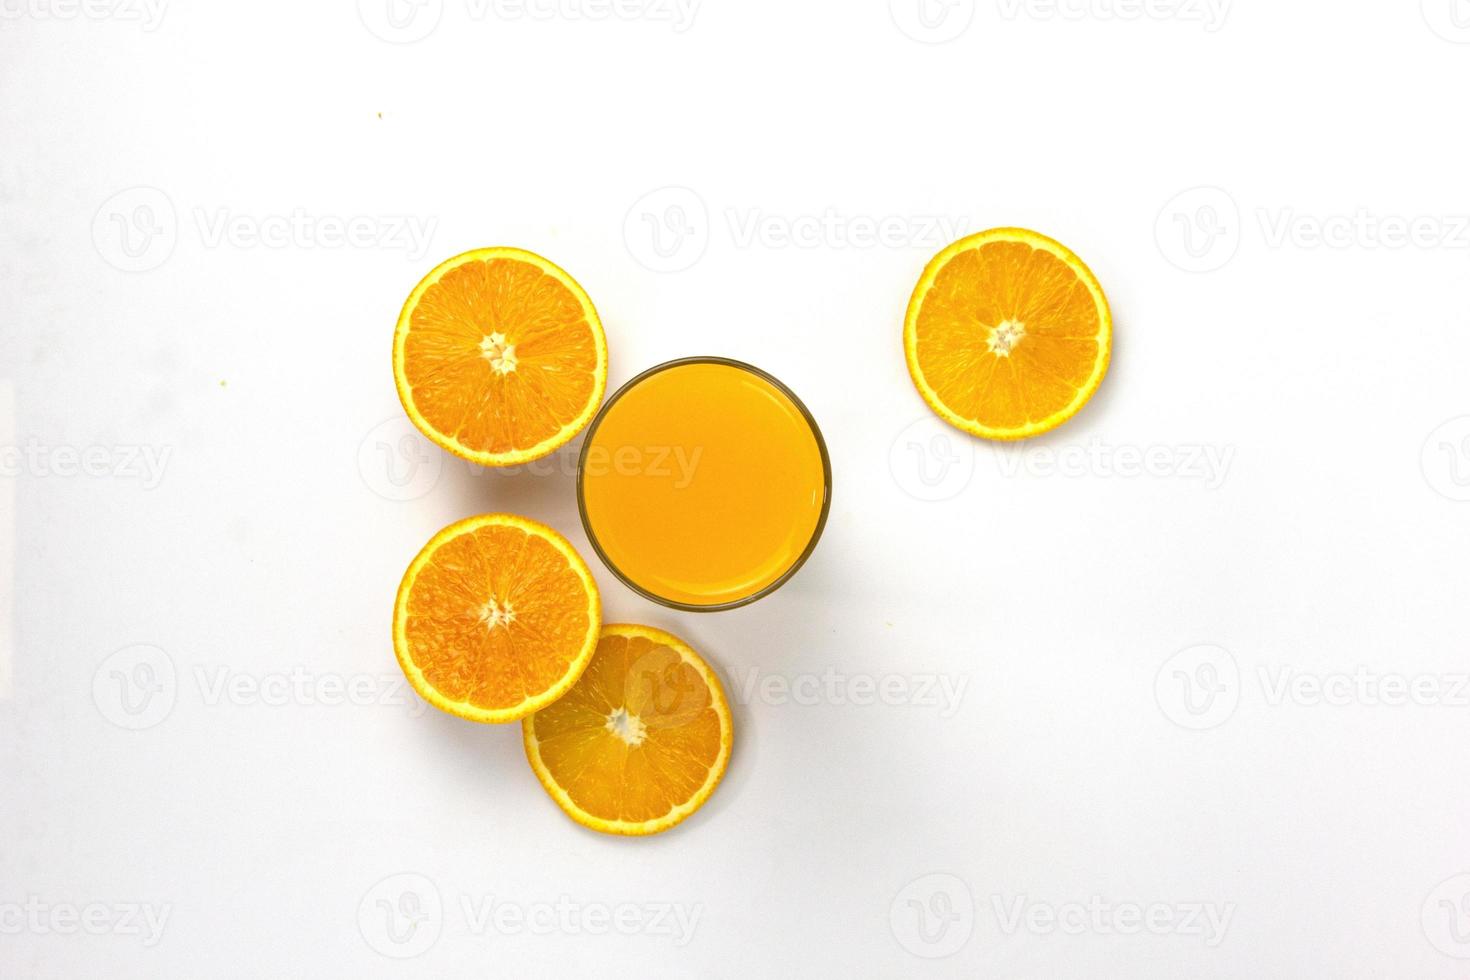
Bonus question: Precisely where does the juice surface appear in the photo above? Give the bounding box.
[580,361,827,608]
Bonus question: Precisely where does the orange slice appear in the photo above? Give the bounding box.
[393,513,601,724]
[904,227,1111,440]
[523,624,733,836]
[393,247,609,466]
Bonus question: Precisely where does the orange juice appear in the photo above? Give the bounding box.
[578,358,830,609]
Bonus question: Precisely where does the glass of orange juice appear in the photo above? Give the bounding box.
[577,357,831,611]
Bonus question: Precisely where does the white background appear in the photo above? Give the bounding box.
[3,0,1470,976]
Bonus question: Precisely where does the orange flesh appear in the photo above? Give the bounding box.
[401,523,595,712]
[529,631,723,824]
[580,362,826,607]
[914,240,1103,430]
[401,257,601,456]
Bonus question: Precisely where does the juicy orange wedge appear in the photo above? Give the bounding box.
[523,624,733,836]
[904,227,1111,440]
[393,247,609,466]
[393,513,601,724]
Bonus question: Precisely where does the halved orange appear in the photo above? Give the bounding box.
[393,247,608,466]
[904,227,1111,440]
[393,513,601,724]
[523,624,733,836]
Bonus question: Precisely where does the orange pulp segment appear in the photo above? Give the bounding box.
[394,247,608,465]
[523,624,733,835]
[393,513,601,723]
[904,227,1111,440]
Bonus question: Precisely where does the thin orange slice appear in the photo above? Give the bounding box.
[904,227,1111,440]
[393,513,601,724]
[523,624,733,836]
[393,247,608,466]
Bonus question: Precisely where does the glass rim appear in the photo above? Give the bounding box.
[575,355,833,613]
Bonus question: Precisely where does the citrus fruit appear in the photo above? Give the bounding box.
[393,247,608,466]
[393,513,601,724]
[523,624,734,835]
[903,227,1111,440]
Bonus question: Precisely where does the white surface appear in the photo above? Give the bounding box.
[3,2,1470,977]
